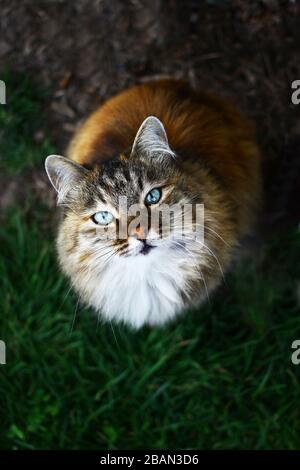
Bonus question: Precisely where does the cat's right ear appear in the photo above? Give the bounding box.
[45,155,88,203]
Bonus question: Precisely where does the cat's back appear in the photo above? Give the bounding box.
[67,79,257,168]
[67,79,189,165]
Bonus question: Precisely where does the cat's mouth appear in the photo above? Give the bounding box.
[139,241,155,255]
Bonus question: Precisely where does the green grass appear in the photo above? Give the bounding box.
[0,71,53,174]
[0,75,300,450]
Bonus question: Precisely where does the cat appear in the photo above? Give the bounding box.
[45,79,262,328]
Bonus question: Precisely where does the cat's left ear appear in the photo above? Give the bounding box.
[131,116,175,162]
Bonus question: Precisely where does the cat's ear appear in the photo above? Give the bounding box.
[45,155,88,203]
[130,116,175,161]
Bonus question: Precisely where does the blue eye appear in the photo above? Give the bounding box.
[145,188,162,205]
[92,211,114,225]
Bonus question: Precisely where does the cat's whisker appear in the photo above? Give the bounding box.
[95,250,116,264]
[108,320,120,349]
[70,293,82,334]
[201,244,225,281]
[93,249,115,261]
[195,223,231,248]
[163,239,211,304]
[58,283,74,312]
[170,216,231,247]
[185,236,226,283]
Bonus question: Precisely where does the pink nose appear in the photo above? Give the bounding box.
[129,224,146,240]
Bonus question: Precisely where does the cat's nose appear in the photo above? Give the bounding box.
[129,224,147,240]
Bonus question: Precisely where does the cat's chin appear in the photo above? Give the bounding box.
[126,238,187,258]
[125,237,158,257]
[138,243,155,255]
[129,244,156,257]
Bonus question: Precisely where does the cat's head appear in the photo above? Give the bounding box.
[45,116,205,259]
[45,116,231,326]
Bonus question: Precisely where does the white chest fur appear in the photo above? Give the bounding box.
[84,246,190,328]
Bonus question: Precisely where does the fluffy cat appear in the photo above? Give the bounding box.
[45,79,261,328]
